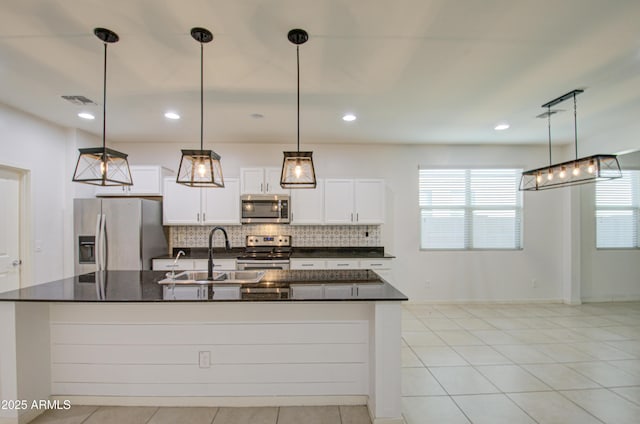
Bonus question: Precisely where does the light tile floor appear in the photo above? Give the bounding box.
[29,302,640,424]
[402,301,640,424]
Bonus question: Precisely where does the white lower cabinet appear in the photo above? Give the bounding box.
[290,284,324,299]
[290,259,326,270]
[211,286,241,300]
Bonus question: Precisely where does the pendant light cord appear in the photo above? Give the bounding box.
[102,42,107,151]
[547,106,552,166]
[296,45,300,153]
[573,93,578,160]
[200,41,204,151]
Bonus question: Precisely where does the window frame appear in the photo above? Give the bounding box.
[595,169,640,250]
[418,167,524,251]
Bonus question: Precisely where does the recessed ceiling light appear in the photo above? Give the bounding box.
[342,114,357,122]
[250,113,264,119]
[494,123,510,131]
[78,112,95,120]
[164,111,180,120]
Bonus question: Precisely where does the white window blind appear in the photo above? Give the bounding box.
[419,169,523,250]
[596,170,639,249]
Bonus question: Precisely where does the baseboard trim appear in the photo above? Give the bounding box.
[405,298,563,305]
[582,296,640,303]
[51,395,368,408]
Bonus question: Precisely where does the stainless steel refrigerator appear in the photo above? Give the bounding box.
[74,198,167,274]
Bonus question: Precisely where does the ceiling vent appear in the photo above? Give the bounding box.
[61,95,97,106]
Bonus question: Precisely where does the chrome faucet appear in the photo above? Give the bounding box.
[208,226,231,280]
[170,250,186,279]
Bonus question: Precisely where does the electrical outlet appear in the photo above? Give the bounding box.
[198,351,210,368]
[531,278,537,288]
[425,280,431,288]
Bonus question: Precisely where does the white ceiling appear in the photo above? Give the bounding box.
[1,0,639,147]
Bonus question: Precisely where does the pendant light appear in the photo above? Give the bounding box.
[72,28,132,186]
[176,27,224,188]
[520,89,622,191]
[280,28,316,189]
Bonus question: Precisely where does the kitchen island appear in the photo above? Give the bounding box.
[0,270,406,424]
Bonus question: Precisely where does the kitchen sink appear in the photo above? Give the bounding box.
[159,270,265,285]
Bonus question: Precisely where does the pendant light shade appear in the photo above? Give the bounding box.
[281,28,316,189]
[176,27,224,188]
[72,28,132,186]
[520,89,622,191]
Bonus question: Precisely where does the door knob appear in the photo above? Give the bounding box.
[12,260,22,266]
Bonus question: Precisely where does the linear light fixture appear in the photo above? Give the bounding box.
[176,27,224,188]
[280,28,316,189]
[72,28,133,186]
[520,89,622,191]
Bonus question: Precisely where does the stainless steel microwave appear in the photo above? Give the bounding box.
[240,194,290,224]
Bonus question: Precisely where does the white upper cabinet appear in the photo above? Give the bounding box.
[324,179,385,225]
[291,179,324,225]
[163,177,240,225]
[324,179,355,224]
[240,167,289,195]
[96,166,173,196]
[162,177,202,225]
[202,178,240,225]
[354,179,385,224]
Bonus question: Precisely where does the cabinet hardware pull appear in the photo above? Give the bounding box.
[356,213,359,221]
[197,213,200,222]
[337,263,348,266]
[301,264,313,267]
[203,212,206,222]
[350,213,353,222]
[261,183,264,192]
[266,183,269,192]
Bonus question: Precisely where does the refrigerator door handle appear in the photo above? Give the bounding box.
[100,214,108,271]
[95,214,102,272]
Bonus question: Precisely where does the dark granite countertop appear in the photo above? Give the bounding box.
[0,270,407,302]
[154,247,395,260]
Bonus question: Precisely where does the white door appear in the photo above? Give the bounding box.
[291,179,324,224]
[202,178,240,224]
[354,179,385,224]
[240,168,265,194]
[324,179,355,224]
[0,168,21,292]
[162,177,202,225]
[264,167,289,195]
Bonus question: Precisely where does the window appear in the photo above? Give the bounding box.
[596,170,640,249]
[419,169,523,249]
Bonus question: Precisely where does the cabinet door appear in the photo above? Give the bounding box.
[324,284,354,299]
[324,179,355,224]
[264,167,289,195]
[354,179,385,224]
[152,259,194,271]
[202,178,240,224]
[290,259,326,270]
[240,168,265,194]
[162,177,201,225]
[95,184,128,196]
[211,286,240,300]
[128,166,163,196]
[326,259,359,269]
[291,284,324,299]
[291,179,324,224]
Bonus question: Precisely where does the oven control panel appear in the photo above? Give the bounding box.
[246,235,291,247]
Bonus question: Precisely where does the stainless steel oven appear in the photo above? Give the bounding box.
[240,195,290,224]
[236,235,291,270]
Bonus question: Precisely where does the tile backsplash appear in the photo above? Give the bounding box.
[170,225,381,249]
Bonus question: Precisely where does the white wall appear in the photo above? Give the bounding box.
[0,102,99,285]
[115,141,568,302]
